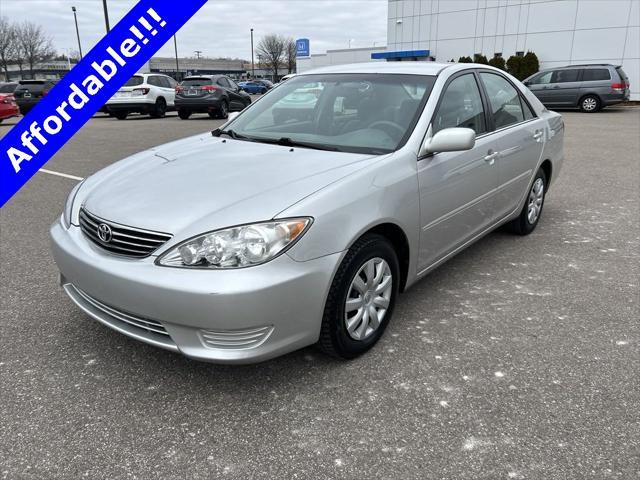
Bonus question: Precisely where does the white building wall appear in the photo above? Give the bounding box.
[297,47,387,72]
[388,0,640,100]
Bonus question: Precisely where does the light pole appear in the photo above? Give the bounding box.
[173,35,180,80]
[194,50,202,59]
[250,28,255,79]
[102,0,111,32]
[71,7,83,60]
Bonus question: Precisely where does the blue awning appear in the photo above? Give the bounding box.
[371,49,430,60]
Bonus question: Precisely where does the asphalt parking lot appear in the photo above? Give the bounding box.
[1,107,638,479]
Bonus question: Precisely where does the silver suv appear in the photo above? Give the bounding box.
[524,64,630,112]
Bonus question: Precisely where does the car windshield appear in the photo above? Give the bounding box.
[226,74,436,154]
[124,76,144,87]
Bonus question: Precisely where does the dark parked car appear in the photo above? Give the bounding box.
[175,75,251,119]
[0,82,18,94]
[524,64,630,112]
[13,79,58,115]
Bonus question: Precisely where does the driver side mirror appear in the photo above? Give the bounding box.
[420,127,476,156]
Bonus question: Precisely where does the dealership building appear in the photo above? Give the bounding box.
[298,0,640,100]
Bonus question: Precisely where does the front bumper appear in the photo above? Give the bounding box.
[50,219,342,364]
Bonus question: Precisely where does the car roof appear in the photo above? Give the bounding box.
[540,64,618,72]
[300,61,453,76]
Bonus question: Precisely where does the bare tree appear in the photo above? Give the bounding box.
[256,34,286,81]
[285,38,296,74]
[17,21,55,79]
[0,17,18,81]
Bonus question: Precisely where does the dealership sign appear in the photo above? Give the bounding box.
[296,38,310,57]
[0,0,207,208]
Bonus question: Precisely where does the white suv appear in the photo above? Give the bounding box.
[106,73,177,120]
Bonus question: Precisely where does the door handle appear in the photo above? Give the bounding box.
[484,151,498,165]
[533,130,543,141]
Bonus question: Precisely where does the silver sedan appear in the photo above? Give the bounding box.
[51,62,564,364]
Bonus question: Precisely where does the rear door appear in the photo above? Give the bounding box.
[547,68,583,106]
[417,72,499,270]
[218,77,244,110]
[478,71,546,218]
[155,75,176,106]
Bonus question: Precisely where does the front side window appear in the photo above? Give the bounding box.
[529,71,552,85]
[227,74,436,154]
[480,72,525,129]
[433,73,486,135]
[551,69,580,83]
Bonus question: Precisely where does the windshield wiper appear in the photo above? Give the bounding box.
[211,128,253,141]
[261,137,341,152]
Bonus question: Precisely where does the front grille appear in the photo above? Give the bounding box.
[198,326,274,350]
[79,208,171,258]
[63,283,178,352]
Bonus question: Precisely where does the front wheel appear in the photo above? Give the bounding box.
[507,168,547,235]
[318,234,399,359]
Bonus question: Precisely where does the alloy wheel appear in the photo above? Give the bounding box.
[582,97,597,111]
[344,257,393,341]
[527,178,545,224]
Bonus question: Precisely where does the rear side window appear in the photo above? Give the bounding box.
[582,69,611,81]
[433,73,486,135]
[147,76,161,87]
[182,78,212,87]
[217,77,231,88]
[551,69,580,83]
[480,72,525,129]
[124,76,144,87]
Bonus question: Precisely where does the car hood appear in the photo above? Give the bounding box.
[82,133,376,237]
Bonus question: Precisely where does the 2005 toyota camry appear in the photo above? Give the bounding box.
[51,62,564,364]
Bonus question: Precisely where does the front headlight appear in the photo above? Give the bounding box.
[62,180,85,228]
[156,218,312,269]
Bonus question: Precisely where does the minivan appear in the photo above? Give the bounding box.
[524,64,629,112]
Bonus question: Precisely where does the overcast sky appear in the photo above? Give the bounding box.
[0,0,388,59]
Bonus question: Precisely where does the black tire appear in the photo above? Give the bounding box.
[318,233,400,359]
[579,94,600,113]
[114,111,128,120]
[217,100,229,119]
[178,109,191,120]
[507,168,547,235]
[149,98,167,118]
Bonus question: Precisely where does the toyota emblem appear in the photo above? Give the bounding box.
[97,223,113,243]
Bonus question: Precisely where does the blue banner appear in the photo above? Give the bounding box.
[0,0,208,208]
[296,38,310,57]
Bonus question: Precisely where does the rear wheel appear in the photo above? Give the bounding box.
[579,94,600,113]
[149,98,167,118]
[178,109,191,120]
[114,111,128,120]
[507,168,547,235]
[318,234,399,359]
[217,100,229,119]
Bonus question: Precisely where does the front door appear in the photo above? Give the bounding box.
[417,72,499,270]
[479,71,546,218]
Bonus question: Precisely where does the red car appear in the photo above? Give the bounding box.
[0,82,19,124]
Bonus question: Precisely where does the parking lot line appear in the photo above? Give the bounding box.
[39,168,84,181]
